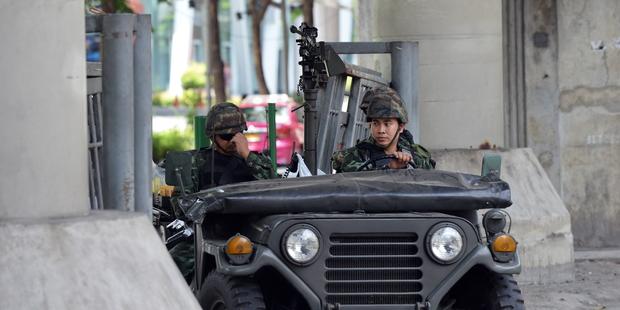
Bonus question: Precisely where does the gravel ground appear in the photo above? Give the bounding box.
[521,254,620,310]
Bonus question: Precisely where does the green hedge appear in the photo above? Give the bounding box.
[152,128,194,163]
[181,63,206,90]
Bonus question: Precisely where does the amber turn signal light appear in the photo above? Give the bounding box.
[492,234,517,253]
[225,234,254,255]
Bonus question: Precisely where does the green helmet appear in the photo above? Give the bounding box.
[204,102,248,136]
[362,87,408,123]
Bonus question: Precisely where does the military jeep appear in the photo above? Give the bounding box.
[157,24,525,309]
[161,153,523,310]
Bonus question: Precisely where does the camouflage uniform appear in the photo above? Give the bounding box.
[332,87,435,172]
[171,102,275,280]
[188,148,274,192]
[332,131,435,172]
[198,102,275,189]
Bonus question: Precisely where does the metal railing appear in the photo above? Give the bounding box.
[313,42,419,173]
[87,62,104,210]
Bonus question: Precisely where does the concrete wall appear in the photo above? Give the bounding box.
[357,0,504,149]
[523,0,562,191]
[434,148,574,284]
[0,212,201,310]
[557,0,620,247]
[0,0,89,219]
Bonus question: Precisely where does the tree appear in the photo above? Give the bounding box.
[249,0,271,94]
[208,0,227,103]
[302,0,313,26]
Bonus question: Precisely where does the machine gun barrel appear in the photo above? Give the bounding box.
[289,25,302,36]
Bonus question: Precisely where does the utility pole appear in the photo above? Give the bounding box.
[203,0,212,109]
[281,0,289,94]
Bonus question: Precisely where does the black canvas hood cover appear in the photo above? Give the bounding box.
[177,169,511,222]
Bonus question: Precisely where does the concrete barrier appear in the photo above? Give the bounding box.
[0,211,201,310]
[432,148,574,284]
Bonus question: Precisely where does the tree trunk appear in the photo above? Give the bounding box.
[250,0,270,95]
[208,0,227,102]
[302,0,313,26]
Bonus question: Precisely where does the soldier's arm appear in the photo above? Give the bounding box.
[332,148,366,173]
[245,152,277,179]
[412,144,436,169]
[397,134,436,170]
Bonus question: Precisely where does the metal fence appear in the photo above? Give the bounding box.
[313,42,419,173]
[87,62,104,210]
[85,14,152,216]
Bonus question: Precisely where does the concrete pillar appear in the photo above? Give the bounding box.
[0,0,89,219]
[434,148,574,284]
[168,0,194,97]
[557,0,620,247]
[357,0,504,148]
[230,0,254,95]
[522,0,563,193]
[314,1,340,42]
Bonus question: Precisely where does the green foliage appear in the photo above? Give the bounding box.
[290,6,303,22]
[152,128,194,163]
[220,0,231,10]
[181,63,207,90]
[85,0,171,13]
[182,89,202,108]
[112,0,131,12]
[152,91,175,107]
[84,0,130,13]
[179,63,207,112]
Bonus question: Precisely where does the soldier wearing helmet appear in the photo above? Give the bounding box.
[331,87,435,172]
[169,102,275,281]
[196,102,275,190]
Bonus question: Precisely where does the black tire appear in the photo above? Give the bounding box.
[197,271,266,310]
[484,274,525,310]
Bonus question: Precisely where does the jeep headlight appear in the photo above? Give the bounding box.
[427,224,465,264]
[282,225,321,265]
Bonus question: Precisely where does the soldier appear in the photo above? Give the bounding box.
[170,102,275,281]
[195,102,275,190]
[331,87,435,172]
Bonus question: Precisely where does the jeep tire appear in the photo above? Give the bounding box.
[198,271,266,310]
[484,273,525,310]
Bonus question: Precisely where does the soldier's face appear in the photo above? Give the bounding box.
[214,134,238,154]
[370,118,404,148]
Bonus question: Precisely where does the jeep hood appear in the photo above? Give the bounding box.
[177,169,511,222]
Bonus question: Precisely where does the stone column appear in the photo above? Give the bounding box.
[557,0,620,247]
[358,0,505,148]
[0,0,89,219]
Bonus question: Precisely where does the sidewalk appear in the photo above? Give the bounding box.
[521,248,620,310]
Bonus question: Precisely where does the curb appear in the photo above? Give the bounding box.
[574,248,620,261]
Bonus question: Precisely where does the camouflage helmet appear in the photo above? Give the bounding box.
[204,102,248,136]
[362,87,408,123]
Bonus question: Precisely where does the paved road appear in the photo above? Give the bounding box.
[521,249,620,310]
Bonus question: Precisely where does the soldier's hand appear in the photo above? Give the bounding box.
[231,132,250,159]
[387,151,412,169]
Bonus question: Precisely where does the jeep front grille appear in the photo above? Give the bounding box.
[325,234,423,305]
